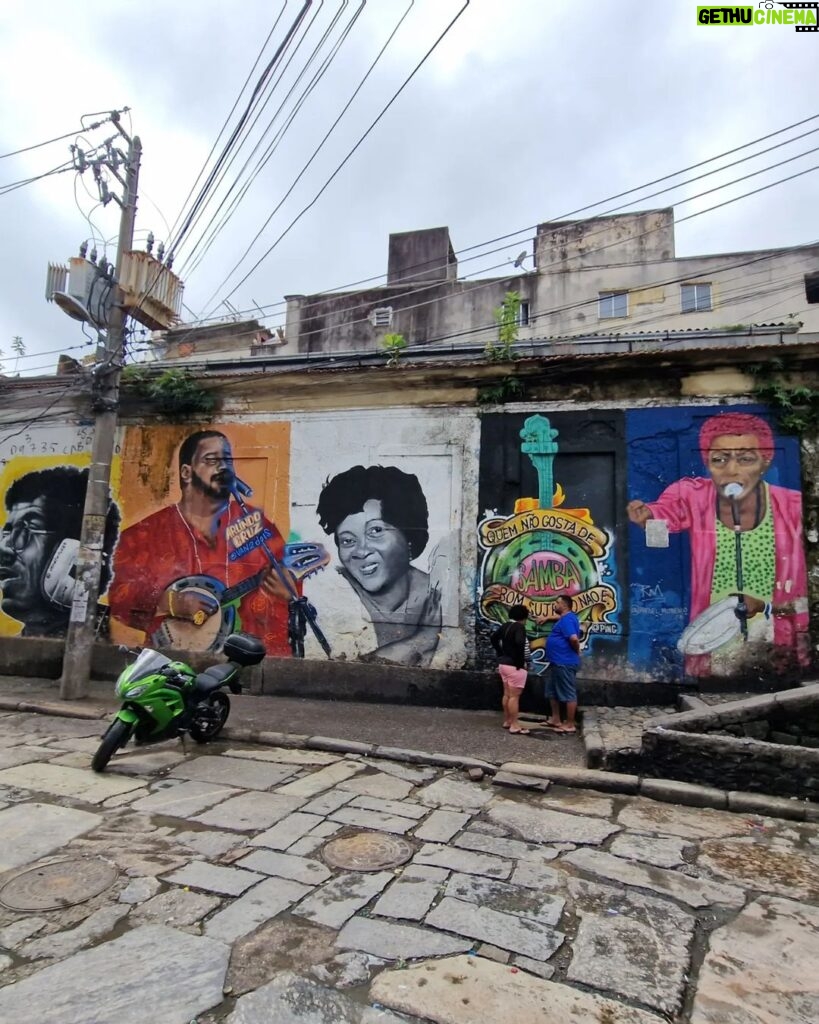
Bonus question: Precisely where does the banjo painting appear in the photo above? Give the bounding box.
[151,541,329,652]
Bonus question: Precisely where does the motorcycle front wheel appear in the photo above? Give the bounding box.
[92,719,133,773]
[189,692,230,743]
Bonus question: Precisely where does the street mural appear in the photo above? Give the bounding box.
[315,464,442,667]
[626,406,809,678]
[108,424,329,656]
[289,412,458,669]
[478,413,623,673]
[0,426,120,639]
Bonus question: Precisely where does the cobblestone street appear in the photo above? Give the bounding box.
[0,706,817,1023]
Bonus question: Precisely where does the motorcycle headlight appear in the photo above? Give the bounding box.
[124,684,149,698]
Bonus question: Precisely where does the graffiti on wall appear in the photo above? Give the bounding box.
[627,407,809,678]
[315,465,442,667]
[478,414,622,672]
[288,411,458,668]
[0,427,120,638]
[109,425,328,656]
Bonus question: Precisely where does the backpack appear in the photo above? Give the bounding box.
[490,622,512,657]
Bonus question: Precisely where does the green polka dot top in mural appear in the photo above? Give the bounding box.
[710,484,775,604]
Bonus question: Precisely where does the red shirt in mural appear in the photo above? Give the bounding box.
[109,501,295,656]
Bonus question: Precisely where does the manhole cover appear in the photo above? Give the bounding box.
[0,858,118,912]
[322,832,414,872]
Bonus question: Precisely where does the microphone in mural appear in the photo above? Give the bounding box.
[0,466,120,638]
[627,411,808,675]
[108,429,329,656]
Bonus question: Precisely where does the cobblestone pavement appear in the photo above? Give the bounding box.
[0,709,817,1023]
[592,705,676,758]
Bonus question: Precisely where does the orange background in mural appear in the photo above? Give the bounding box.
[115,422,292,533]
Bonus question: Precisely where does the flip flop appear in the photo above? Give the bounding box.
[508,727,531,735]
[502,724,510,729]
[557,726,577,734]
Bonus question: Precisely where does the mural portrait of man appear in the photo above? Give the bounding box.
[0,466,120,638]
[108,429,318,655]
[316,464,442,667]
[627,410,808,675]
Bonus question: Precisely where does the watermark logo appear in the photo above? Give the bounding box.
[697,3,818,30]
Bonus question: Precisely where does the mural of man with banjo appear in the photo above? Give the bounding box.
[109,429,328,655]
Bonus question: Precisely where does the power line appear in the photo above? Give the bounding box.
[204,0,473,314]
[169,1,314,259]
[0,111,122,161]
[173,110,819,333]
[180,0,362,276]
[251,147,819,350]
[202,105,818,317]
[164,4,290,244]
[182,0,375,277]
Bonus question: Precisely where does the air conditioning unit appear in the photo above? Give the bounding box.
[45,257,113,329]
[369,306,394,328]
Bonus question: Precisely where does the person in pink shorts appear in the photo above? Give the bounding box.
[491,604,532,735]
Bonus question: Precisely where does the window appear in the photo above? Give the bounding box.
[370,306,393,328]
[598,291,628,319]
[805,273,819,304]
[517,300,530,327]
[681,282,712,313]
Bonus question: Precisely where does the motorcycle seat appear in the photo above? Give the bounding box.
[193,664,237,695]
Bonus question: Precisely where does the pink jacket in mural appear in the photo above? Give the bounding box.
[646,477,808,663]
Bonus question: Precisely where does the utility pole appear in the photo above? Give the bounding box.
[59,128,142,699]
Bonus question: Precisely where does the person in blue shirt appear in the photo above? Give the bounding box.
[544,594,581,733]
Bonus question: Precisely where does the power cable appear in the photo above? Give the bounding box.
[169,1,314,259]
[0,158,75,196]
[180,0,357,275]
[0,111,120,160]
[164,4,289,244]
[186,0,413,281]
[183,0,373,277]
[205,100,815,313]
[205,0,473,313]
[131,112,819,339]
[253,147,819,350]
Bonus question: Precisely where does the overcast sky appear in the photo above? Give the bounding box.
[1,0,818,373]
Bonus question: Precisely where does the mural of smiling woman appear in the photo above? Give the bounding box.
[316,465,441,667]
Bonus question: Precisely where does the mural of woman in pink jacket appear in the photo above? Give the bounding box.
[627,411,808,676]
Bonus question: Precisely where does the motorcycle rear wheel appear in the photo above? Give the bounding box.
[190,692,230,743]
[92,720,133,773]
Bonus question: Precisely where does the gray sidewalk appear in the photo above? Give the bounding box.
[0,674,587,770]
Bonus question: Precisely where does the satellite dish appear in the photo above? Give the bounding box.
[513,251,529,269]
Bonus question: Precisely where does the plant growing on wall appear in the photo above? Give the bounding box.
[486,290,522,361]
[477,375,524,405]
[121,365,216,418]
[748,359,819,434]
[382,332,407,367]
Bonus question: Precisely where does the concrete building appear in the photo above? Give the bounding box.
[281,208,819,355]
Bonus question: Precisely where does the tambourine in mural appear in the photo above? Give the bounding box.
[677,596,742,655]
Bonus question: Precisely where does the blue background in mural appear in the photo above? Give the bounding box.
[625,404,802,679]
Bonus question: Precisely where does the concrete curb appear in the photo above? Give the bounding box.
[579,710,604,769]
[223,727,499,774]
[0,696,108,720]
[500,760,819,821]
[3,698,817,822]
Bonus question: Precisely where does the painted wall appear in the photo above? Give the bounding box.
[0,424,121,639]
[103,410,474,669]
[476,404,809,682]
[0,402,809,685]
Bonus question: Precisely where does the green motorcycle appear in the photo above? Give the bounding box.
[92,632,265,773]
